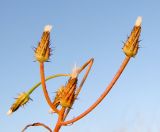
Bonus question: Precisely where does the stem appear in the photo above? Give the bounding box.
[76,58,94,96]
[61,56,130,125]
[27,74,70,95]
[22,122,52,132]
[54,107,66,132]
[39,62,59,113]
[63,58,94,120]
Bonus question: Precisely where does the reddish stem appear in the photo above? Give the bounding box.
[40,62,59,114]
[22,122,52,132]
[61,56,130,125]
[76,58,94,95]
[54,107,66,132]
[63,58,94,120]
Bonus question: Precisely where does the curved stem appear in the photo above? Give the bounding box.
[76,58,94,96]
[39,62,59,113]
[61,56,130,125]
[22,122,52,132]
[63,58,94,120]
[27,74,70,95]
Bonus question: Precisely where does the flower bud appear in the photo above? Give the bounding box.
[59,78,77,108]
[34,25,52,62]
[7,92,30,115]
[51,66,79,109]
[53,86,65,108]
[123,16,142,57]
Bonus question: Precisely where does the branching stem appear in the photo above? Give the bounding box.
[61,56,130,125]
[63,58,94,120]
[54,107,66,132]
[27,74,70,95]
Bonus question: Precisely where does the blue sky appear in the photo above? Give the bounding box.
[0,0,160,132]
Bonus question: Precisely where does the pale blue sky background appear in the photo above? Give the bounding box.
[0,0,160,132]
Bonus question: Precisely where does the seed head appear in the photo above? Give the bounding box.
[59,78,77,108]
[51,66,79,110]
[53,86,65,108]
[34,25,52,62]
[7,92,31,115]
[122,16,142,57]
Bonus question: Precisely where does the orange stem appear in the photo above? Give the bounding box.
[63,58,94,120]
[61,56,130,125]
[76,58,94,95]
[54,107,66,132]
[40,62,59,114]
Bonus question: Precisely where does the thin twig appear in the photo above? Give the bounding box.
[61,56,131,125]
[22,122,52,132]
[27,74,70,95]
[76,58,94,96]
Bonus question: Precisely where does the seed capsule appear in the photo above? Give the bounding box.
[35,25,52,62]
[123,17,142,57]
[7,92,30,115]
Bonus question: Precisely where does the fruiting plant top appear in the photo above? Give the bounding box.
[8,16,142,132]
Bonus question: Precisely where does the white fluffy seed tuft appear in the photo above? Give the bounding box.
[7,109,12,115]
[71,64,80,79]
[44,25,52,32]
[135,16,142,26]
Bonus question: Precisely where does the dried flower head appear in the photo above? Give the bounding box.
[123,16,142,57]
[59,77,77,108]
[7,92,31,115]
[51,78,77,111]
[53,86,65,108]
[34,25,52,62]
[50,66,80,113]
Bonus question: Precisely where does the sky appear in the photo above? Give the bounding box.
[0,0,160,132]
